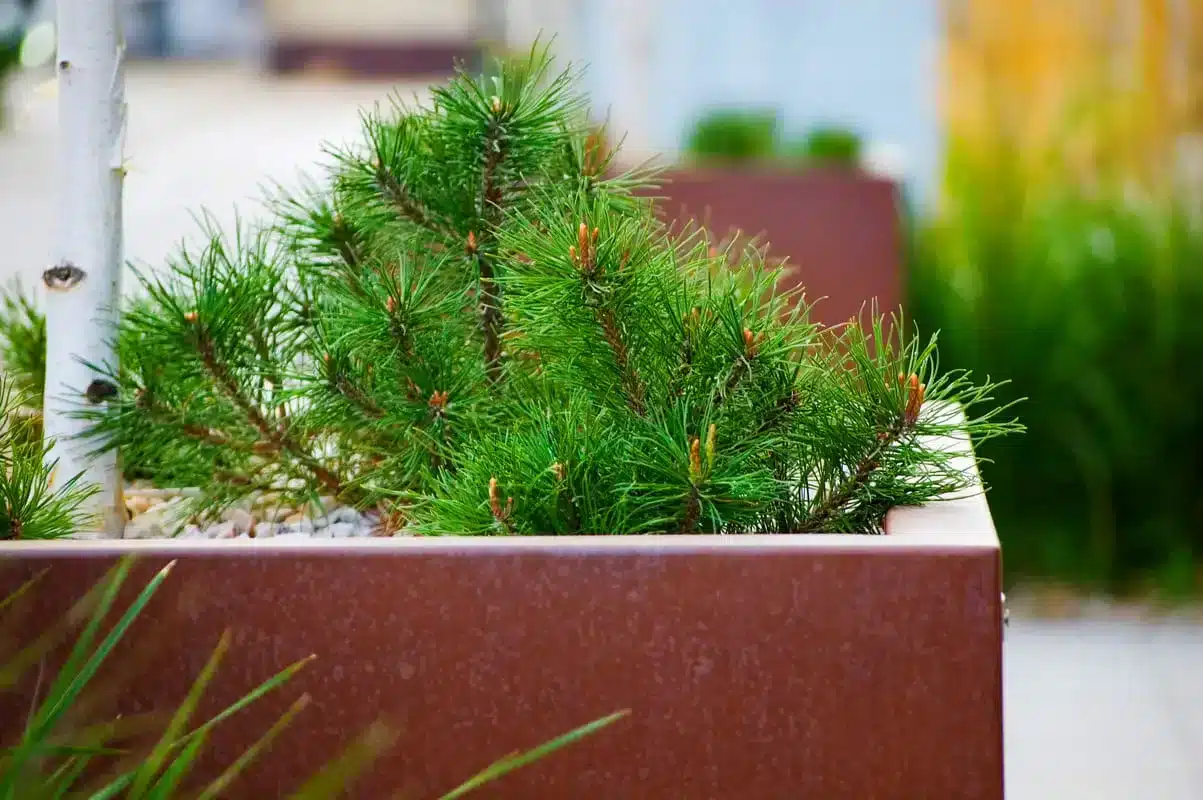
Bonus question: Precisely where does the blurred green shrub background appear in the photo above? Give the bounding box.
[909,139,1203,597]
[685,109,863,169]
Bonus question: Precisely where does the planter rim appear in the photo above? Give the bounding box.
[614,156,897,186]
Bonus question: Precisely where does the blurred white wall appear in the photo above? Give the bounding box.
[505,0,941,204]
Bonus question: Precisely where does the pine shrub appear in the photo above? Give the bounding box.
[71,45,1018,534]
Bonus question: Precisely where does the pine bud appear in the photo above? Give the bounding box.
[708,246,718,259]
[490,95,502,114]
[386,296,397,313]
[489,477,503,517]
[743,328,758,358]
[705,423,717,469]
[551,462,566,481]
[903,373,926,425]
[183,311,198,323]
[688,436,702,482]
[568,245,578,266]
[577,221,589,266]
[488,476,514,527]
[466,231,478,255]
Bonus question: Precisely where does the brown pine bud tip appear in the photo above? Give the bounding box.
[385,296,397,313]
[898,372,907,385]
[568,244,577,264]
[466,231,477,254]
[591,227,600,243]
[183,311,197,323]
[708,246,718,259]
[322,352,331,363]
[689,436,702,479]
[743,328,757,357]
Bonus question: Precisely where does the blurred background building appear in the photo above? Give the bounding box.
[8,0,943,201]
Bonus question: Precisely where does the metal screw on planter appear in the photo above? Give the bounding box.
[41,0,127,537]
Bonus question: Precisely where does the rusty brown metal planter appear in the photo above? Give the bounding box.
[0,447,1003,798]
[641,166,904,331]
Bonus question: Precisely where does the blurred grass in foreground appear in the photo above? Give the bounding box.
[1,556,627,796]
[909,137,1203,597]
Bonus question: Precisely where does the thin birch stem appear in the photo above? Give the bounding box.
[42,0,126,536]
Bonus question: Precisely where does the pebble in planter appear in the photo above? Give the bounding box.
[117,487,383,539]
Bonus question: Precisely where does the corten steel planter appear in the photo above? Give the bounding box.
[0,435,1003,799]
[640,165,904,330]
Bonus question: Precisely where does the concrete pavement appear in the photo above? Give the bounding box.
[1006,615,1203,798]
[3,63,1202,799]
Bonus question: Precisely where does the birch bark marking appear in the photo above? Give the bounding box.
[42,0,126,536]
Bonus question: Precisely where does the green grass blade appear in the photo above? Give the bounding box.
[127,630,231,799]
[47,754,93,800]
[171,653,315,751]
[143,730,208,799]
[32,559,132,719]
[438,710,629,800]
[286,721,397,800]
[0,569,48,616]
[1,744,125,758]
[27,561,175,745]
[195,693,312,800]
[0,626,66,691]
[0,560,156,798]
[85,771,136,800]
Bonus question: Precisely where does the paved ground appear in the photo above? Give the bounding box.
[3,64,1203,798]
[1005,614,1203,798]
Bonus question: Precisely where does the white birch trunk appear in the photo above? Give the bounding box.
[42,0,127,536]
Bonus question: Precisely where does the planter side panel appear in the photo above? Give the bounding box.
[644,168,904,330]
[0,545,1001,799]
